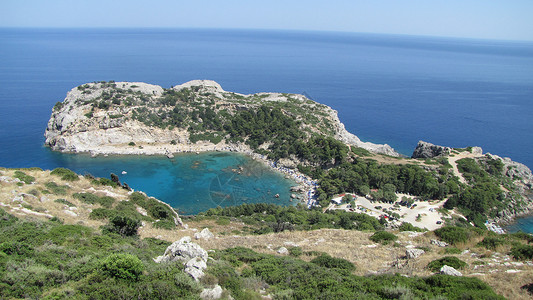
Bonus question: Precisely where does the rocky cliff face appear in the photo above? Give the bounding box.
[45,80,398,157]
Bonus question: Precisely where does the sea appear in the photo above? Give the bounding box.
[1,28,532,226]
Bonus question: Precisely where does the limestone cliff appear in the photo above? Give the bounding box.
[45,80,398,158]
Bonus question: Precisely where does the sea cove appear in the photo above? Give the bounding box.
[39,151,297,215]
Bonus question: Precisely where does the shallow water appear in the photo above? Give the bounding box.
[42,151,296,215]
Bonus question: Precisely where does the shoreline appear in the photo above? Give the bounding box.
[52,141,319,209]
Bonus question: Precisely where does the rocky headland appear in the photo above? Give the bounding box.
[45,80,398,162]
[412,140,533,224]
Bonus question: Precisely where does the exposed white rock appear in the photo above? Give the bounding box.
[63,210,77,217]
[200,285,223,300]
[195,228,214,240]
[431,239,449,247]
[277,247,289,255]
[155,236,208,263]
[440,265,462,276]
[406,248,425,259]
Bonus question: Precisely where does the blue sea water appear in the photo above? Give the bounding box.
[0,28,532,225]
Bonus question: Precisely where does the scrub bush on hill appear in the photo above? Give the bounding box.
[434,226,481,245]
[427,256,467,272]
[202,203,383,232]
[510,244,533,260]
[103,216,141,237]
[210,247,504,300]
[369,231,398,244]
[50,167,79,181]
[13,170,35,184]
[101,253,144,281]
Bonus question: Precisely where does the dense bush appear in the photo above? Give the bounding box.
[369,231,398,244]
[73,192,115,208]
[101,253,144,281]
[427,256,467,272]
[434,226,478,245]
[103,216,141,237]
[45,182,69,195]
[310,254,355,272]
[510,244,533,260]
[477,236,507,250]
[13,170,35,184]
[212,247,503,299]
[203,203,383,233]
[398,222,426,232]
[50,167,79,181]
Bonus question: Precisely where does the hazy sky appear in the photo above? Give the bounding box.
[2,0,533,41]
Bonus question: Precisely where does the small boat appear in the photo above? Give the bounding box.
[121,171,127,175]
[275,194,280,198]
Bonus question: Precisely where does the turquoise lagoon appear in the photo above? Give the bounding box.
[47,151,297,215]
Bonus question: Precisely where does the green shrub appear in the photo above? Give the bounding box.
[369,231,398,244]
[152,219,176,230]
[72,193,115,208]
[13,170,35,184]
[510,244,533,260]
[103,216,141,237]
[92,177,118,187]
[477,236,507,250]
[510,232,533,244]
[434,226,475,245]
[0,241,34,256]
[73,192,100,205]
[54,199,76,207]
[45,182,69,195]
[427,256,467,272]
[100,253,144,281]
[50,168,79,181]
[89,208,117,220]
[310,254,355,271]
[288,247,303,257]
[443,247,462,254]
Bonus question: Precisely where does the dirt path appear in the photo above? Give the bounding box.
[447,151,484,184]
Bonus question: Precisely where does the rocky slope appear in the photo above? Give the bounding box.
[45,80,398,158]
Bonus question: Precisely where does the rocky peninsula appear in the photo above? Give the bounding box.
[45,80,398,161]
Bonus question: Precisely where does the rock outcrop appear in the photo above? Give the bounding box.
[44,80,399,158]
[440,265,462,276]
[154,236,209,281]
[195,228,214,240]
[405,248,425,259]
[155,236,208,263]
[411,141,451,159]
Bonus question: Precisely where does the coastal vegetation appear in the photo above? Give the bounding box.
[0,207,506,299]
[1,167,532,298]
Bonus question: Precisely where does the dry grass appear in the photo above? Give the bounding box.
[1,168,532,299]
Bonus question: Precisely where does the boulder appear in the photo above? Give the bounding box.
[200,285,223,300]
[431,239,449,247]
[405,248,425,259]
[185,257,207,271]
[195,228,214,240]
[411,141,451,159]
[440,265,462,276]
[154,236,208,263]
[277,247,289,255]
[185,265,205,281]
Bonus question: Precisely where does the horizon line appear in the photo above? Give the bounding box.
[1,26,532,43]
